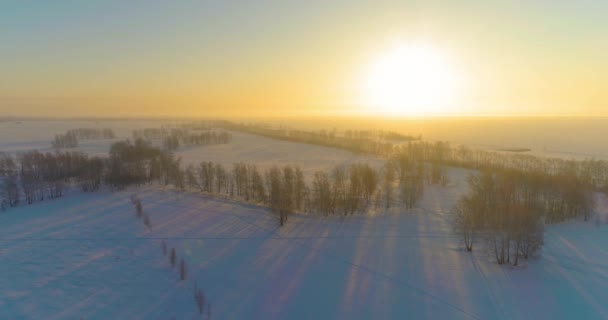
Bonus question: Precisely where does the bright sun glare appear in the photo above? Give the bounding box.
[364,44,462,116]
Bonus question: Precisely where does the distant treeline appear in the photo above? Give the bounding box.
[132,127,232,151]
[52,128,116,148]
[69,128,115,140]
[214,121,405,156]
[52,132,78,148]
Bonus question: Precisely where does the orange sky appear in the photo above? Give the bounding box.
[1,1,607,117]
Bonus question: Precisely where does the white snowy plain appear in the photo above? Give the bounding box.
[1,120,608,319]
[2,170,608,319]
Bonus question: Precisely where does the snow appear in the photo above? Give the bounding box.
[175,131,384,178]
[2,168,608,319]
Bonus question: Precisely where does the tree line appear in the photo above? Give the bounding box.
[52,131,78,148]
[0,139,180,210]
[52,128,116,149]
[0,151,105,209]
[183,161,376,224]
[132,127,232,151]
[215,121,397,156]
[67,128,115,140]
[162,130,232,151]
[181,159,437,223]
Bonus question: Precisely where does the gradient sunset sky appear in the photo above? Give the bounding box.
[1,1,607,117]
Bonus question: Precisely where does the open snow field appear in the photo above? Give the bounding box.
[2,119,608,319]
[175,131,383,178]
[2,168,608,319]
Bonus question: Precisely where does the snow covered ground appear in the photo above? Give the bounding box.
[175,131,384,178]
[2,168,608,319]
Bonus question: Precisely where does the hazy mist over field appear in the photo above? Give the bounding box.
[4,116,607,160]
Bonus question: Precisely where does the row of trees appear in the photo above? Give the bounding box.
[52,128,116,149]
[0,139,181,210]
[216,121,396,156]
[3,141,439,226]
[162,130,233,151]
[220,121,596,221]
[52,131,78,148]
[66,128,115,140]
[310,164,379,216]
[343,129,419,142]
[220,121,608,184]
[182,162,305,225]
[105,139,181,188]
[133,127,232,147]
[181,159,433,223]
[0,151,106,208]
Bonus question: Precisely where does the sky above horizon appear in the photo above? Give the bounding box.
[1,1,607,117]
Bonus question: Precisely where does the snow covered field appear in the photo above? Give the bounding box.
[2,119,608,319]
[2,168,608,319]
[175,131,383,178]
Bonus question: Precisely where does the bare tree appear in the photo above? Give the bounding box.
[312,171,332,216]
[143,213,152,229]
[293,166,307,210]
[170,248,177,268]
[194,283,207,315]
[180,258,187,280]
[135,199,143,218]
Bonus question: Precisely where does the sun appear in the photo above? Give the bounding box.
[363,43,462,116]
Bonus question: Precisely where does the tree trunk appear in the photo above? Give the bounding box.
[513,240,520,266]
